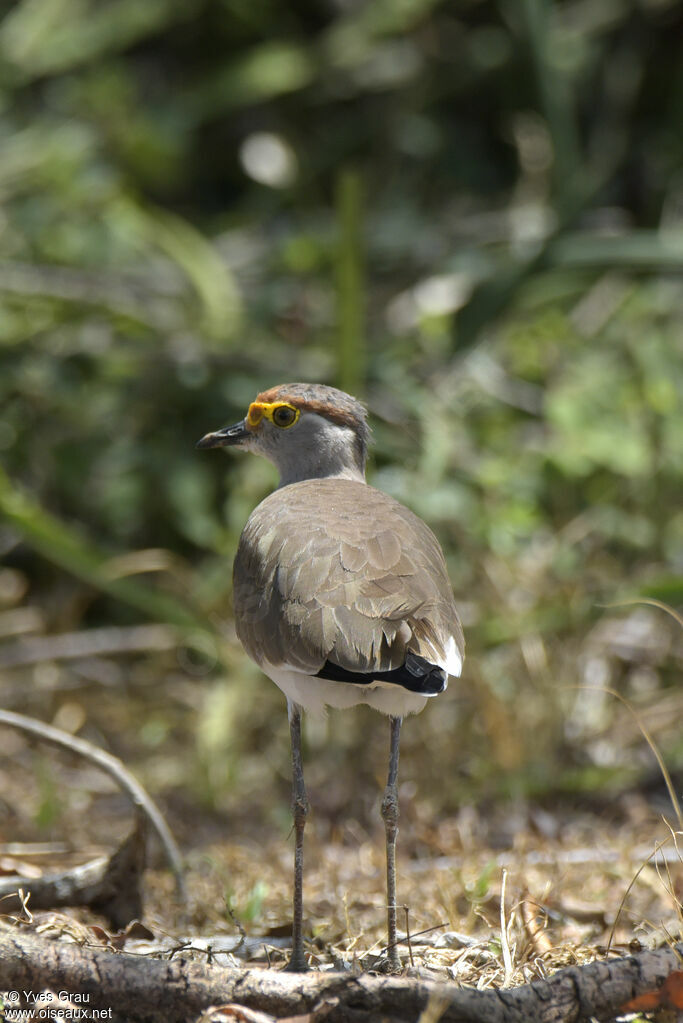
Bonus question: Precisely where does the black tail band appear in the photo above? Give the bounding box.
[315,652,446,695]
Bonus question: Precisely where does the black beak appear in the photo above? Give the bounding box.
[196,419,249,449]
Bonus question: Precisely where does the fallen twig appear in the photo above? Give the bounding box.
[0,709,184,898]
[0,821,146,929]
[0,624,178,669]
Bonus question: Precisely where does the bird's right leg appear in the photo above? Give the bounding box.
[285,700,309,971]
[381,715,403,972]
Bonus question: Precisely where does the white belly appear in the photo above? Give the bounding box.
[260,660,436,718]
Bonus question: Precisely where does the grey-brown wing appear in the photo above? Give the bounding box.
[233,478,464,675]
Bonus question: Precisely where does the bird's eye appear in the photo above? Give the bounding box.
[272,404,298,428]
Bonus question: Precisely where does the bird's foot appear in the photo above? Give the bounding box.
[372,952,403,975]
[283,951,310,972]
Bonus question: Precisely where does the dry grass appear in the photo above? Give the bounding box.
[106,798,681,984]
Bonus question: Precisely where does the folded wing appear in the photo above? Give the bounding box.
[233,478,464,683]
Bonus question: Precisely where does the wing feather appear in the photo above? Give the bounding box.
[233,478,464,677]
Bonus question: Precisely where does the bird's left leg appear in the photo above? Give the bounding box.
[285,701,309,972]
[381,714,402,972]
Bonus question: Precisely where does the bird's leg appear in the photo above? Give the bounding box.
[285,701,309,972]
[381,715,403,972]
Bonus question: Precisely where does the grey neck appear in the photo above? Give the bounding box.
[274,415,367,487]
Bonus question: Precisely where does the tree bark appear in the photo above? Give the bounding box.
[1,928,683,1023]
[0,926,681,1023]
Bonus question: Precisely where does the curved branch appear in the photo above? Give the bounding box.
[0,709,185,899]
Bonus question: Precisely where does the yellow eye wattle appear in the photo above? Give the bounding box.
[246,401,300,430]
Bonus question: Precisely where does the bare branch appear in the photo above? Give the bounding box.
[0,823,145,929]
[0,709,184,899]
[0,624,177,668]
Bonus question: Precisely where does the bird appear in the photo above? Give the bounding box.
[198,382,464,972]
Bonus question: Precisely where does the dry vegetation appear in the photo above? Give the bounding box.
[1,627,681,996]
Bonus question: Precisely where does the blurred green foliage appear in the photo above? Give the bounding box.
[0,0,681,819]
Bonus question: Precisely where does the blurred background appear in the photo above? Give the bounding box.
[0,0,681,868]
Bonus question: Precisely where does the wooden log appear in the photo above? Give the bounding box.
[0,926,681,1023]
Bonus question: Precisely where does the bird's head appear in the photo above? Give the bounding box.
[197,383,370,486]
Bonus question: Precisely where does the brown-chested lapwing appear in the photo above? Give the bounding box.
[198,383,464,971]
